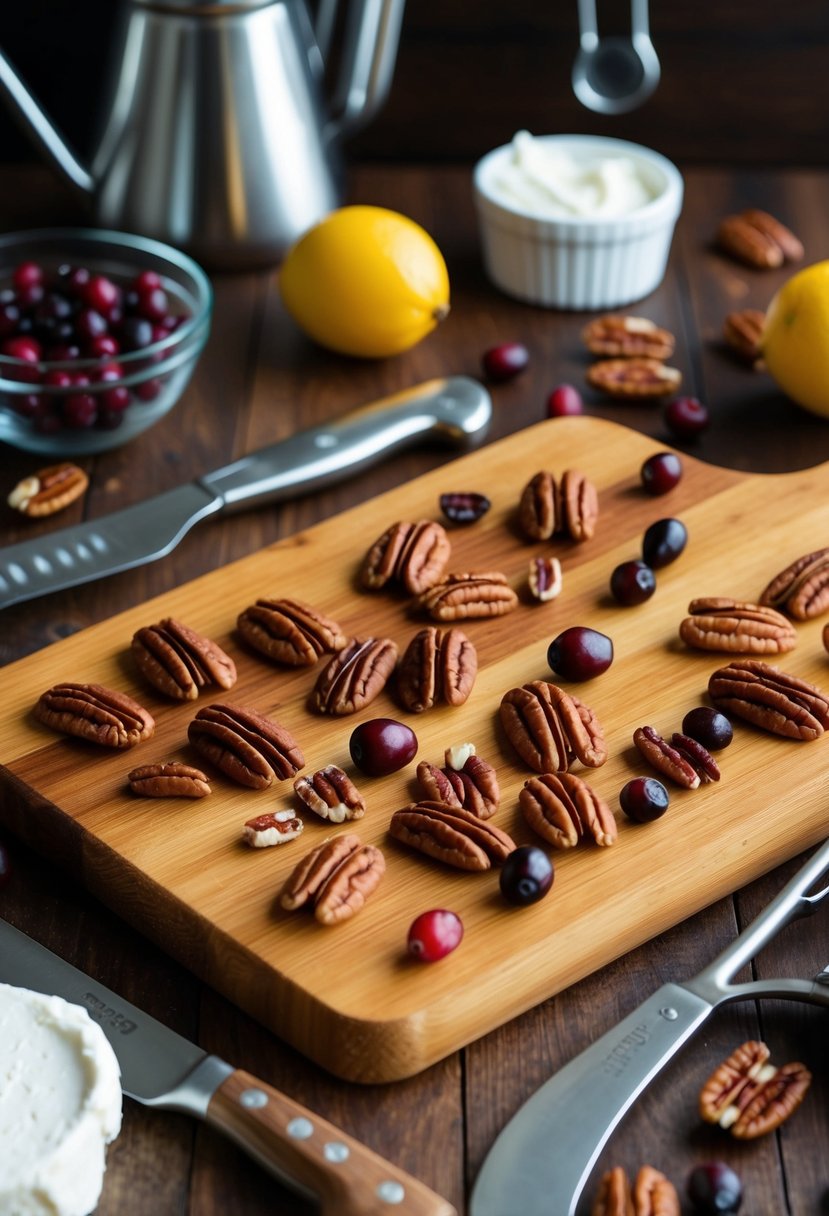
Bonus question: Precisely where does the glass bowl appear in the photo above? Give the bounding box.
[0,228,212,455]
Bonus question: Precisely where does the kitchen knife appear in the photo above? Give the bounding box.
[470,839,829,1216]
[0,916,456,1216]
[0,375,491,610]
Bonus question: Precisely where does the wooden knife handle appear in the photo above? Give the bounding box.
[206,1068,457,1216]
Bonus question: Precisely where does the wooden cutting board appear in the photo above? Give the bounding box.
[2,417,827,1084]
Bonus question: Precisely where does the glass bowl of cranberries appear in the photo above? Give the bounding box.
[0,228,212,454]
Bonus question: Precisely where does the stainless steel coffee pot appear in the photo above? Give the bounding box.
[0,0,406,267]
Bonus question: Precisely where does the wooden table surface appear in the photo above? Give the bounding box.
[1,163,828,1215]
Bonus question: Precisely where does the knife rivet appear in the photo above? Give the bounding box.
[287,1116,314,1139]
[324,1141,350,1163]
[240,1088,269,1109]
[376,1180,405,1205]
[659,1006,679,1021]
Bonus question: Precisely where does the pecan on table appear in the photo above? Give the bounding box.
[582,314,675,360]
[132,618,237,700]
[824,622,829,654]
[560,468,599,542]
[717,208,804,268]
[127,761,211,798]
[499,680,607,773]
[723,308,765,365]
[699,1039,812,1138]
[633,725,701,789]
[416,743,499,819]
[243,809,304,847]
[528,555,563,602]
[518,469,598,543]
[759,546,829,621]
[236,597,347,665]
[34,683,155,749]
[360,519,450,595]
[586,357,681,399]
[311,636,398,715]
[520,771,617,848]
[708,659,829,741]
[396,625,477,712]
[187,703,304,788]
[7,462,89,517]
[678,597,797,654]
[293,764,365,823]
[388,800,516,871]
[418,572,518,621]
[592,1165,679,1216]
[279,832,385,924]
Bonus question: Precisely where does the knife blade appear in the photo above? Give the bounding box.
[0,375,491,609]
[0,917,457,1216]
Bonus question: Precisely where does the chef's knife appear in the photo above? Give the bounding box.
[470,839,829,1216]
[0,375,491,610]
[0,917,456,1216]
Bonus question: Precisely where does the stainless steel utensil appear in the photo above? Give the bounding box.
[0,375,491,609]
[470,839,829,1216]
[572,0,660,114]
[0,917,456,1216]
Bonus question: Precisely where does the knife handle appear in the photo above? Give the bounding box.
[206,1068,457,1216]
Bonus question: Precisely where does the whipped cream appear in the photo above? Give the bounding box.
[0,983,122,1216]
[491,130,657,219]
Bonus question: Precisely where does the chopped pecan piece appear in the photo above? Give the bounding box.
[528,555,563,602]
[237,597,347,665]
[633,725,700,789]
[419,572,518,621]
[389,800,516,870]
[592,1166,679,1216]
[128,761,211,798]
[188,703,304,788]
[679,597,797,654]
[7,462,89,517]
[360,519,450,595]
[582,314,675,360]
[279,833,385,924]
[34,683,155,749]
[132,618,237,700]
[586,357,681,398]
[293,764,365,823]
[759,547,829,621]
[708,659,829,741]
[416,744,500,819]
[243,809,304,847]
[723,308,765,365]
[500,680,607,773]
[311,636,398,715]
[396,625,477,712]
[718,208,803,268]
[520,771,617,848]
[699,1039,812,1138]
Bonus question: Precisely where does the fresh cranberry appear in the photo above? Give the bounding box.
[96,407,127,431]
[681,707,733,750]
[2,334,41,362]
[101,385,131,412]
[62,392,98,428]
[500,845,554,905]
[10,392,44,419]
[88,334,120,358]
[134,377,162,402]
[641,451,683,495]
[610,559,656,605]
[137,285,169,322]
[349,718,418,777]
[482,342,530,382]
[16,282,45,310]
[13,261,43,291]
[92,362,125,384]
[620,777,670,823]
[547,626,613,681]
[546,383,583,417]
[686,1162,743,1213]
[641,517,688,568]
[133,269,162,293]
[439,492,491,525]
[75,307,109,342]
[120,316,154,350]
[665,395,710,439]
[407,909,464,962]
[84,274,121,317]
[58,265,91,295]
[0,300,21,336]
[42,368,73,389]
[46,343,81,362]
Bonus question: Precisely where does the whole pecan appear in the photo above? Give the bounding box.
[679,597,797,654]
[586,357,681,399]
[633,725,700,789]
[718,208,804,268]
[243,809,304,847]
[582,314,675,360]
[520,771,617,848]
[7,462,89,517]
[279,833,385,925]
[758,547,829,621]
[699,1039,812,1139]
[187,703,304,788]
[499,681,607,773]
[396,625,477,713]
[236,597,347,665]
[360,519,450,595]
[127,761,211,798]
[592,1165,679,1216]
[518,469,598,543]
[293,764,365,823]
[723,308,765,365]
[132,618,237,700]
[416,744,499,819]
[418,572,518,621]
[34,683,155,749]
[388,800,516,871]
[311,636,398,715]
[708,659,829,741]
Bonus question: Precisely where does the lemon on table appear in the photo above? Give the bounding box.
[279,205,450,359]
[761,260,829,418]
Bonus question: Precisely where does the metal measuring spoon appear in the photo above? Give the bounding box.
[572,0,660,114]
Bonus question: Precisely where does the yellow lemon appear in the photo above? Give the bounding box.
[761,260,829,418]
[279,205,450,359]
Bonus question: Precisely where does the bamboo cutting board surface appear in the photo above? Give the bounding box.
[1,416,828,1084]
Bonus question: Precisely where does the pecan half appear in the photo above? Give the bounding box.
[187,703,304,788]
[293,764,365,823]
[311,636,398,715]
[360,519,450,595]
[633,725,700,789]
[500,681,607,773]
[679,597,797,654]
[582,314,675,360]
[243,809,304,847]
[519,470,560,540]
[520,771,617,848]
[669,732,721,783]
[419,572,518,621]
[592,1166,634,1216]
[723,308,765,365]
[388,800,516,870]
[396,626,477,712]
[759,547,829,621]
[699,1039,812,1139]
[132,618,237,700]
[592,1166,679,1216]
[7,462,89,517]
[279,833,385,924]
[586,357,681,398]
[237,597,347,665]
[34,683,155,749]
[416,744,500,819]
[718,209,803,268]
[560,468,599,542]
[708,659,829,740]
[528,555,563,602]
[824,622,829,654]
[127,761,211,798]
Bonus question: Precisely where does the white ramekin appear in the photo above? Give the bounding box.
[473,134,684,311]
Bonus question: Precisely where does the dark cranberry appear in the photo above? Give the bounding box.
[641,451,683,495]
[62,392,98,428]
[439,491,491,524]
[642,517,688,568]
[0,837,12,889]
[46,343,81,361]
[2,334,41,362]
[547,626,613,681]
[482,342,530,382]
[101,385,131,413]
[96,407,127,431]
[547,384,583,416]
[42,368,73,389]
[13,260,43,291]
[500,845,554,906]
[137,285,169,322]
[92,362,125,384]
[33,410,63,435]
[75,307,109,342]
[681,707,733,750]
[349,717,417,777]
[407,909,463,962]
[686,1162,743,1213]
[120,315,154,350]
[134,376,162,402]
[84,274,121,317]
[10,392,44,419]
[58,265,91,295]
[665,395,710,439]
[88,334,121,358]
[0,300,21,336]
[610,559,656,605]
[134,269,162,293]
[620,777,670,823]
[16,282,45,310]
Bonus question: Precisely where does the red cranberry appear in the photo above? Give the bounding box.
[102,385,131,412]
[665,395,710,439]
[58,265,91,295]
[133,269,162,293]
[641,517,688,568]
[16,282,45,310]
[620,777,670,823]
[88,334,120,358]
[0,838,12,889]
[46,343,81,361]
[546,383,583,417]
[2,334,41,362]
[500,845,554,905]
[62,392,98,428]
[439,492,491,525]
[120,316,154,350]
[75,307,109,342]
[641,451,683,495]
[137,285,169,322]
[686,1162,743,1213]
[10,392,44,419]
[84,274,121,317]
[681,707,733,750]
[92,362,125,384]
[349,717,417,777]
[134,376,162,402]
[610,559,656,605]
[13,260,44,291]
[0,300,21,336]
[43,368,73,388]
[547,626,613,681]
[407,909,463,962]
[482,342,530,382]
